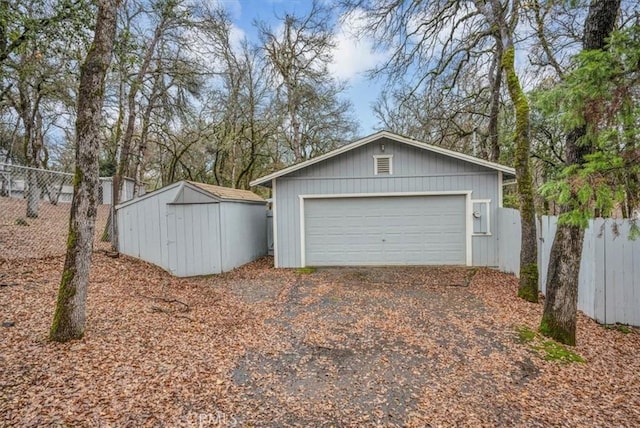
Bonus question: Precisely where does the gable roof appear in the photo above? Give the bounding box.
[187,181,264,203]
[116,180,264,209]
[250,130,516,187]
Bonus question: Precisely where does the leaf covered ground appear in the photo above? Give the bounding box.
[1,254,639,427]
[0,198,110,259]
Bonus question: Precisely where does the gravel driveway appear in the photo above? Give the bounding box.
[225,266,532,426]
[2,256,638,426]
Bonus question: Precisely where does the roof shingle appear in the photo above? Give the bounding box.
[188,181,264,203]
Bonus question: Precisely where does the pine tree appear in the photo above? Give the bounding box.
[539,0,622,346]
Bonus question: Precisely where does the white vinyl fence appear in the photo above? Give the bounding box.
[497,208,522,276]
[497,208,640,326]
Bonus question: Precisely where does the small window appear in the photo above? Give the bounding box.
[374,155,393,175]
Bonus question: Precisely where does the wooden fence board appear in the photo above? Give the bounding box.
[497,209,640,326]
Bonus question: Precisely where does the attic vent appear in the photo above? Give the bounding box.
[374,155,393,175]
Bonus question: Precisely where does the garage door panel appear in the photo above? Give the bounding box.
[304,195,466,266]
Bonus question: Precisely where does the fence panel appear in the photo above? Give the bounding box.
[578,219,597,321]
[497,207,521,275]
[0,163,111,260]
[497,208,640,326]
[592,218,607,322]
[602,220,640,325]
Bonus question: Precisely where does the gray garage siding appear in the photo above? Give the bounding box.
[274,140,500,268]
[288,138,488,179]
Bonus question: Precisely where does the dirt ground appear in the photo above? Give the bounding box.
[1,255,639,427]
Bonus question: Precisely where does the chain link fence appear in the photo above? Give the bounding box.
[0,163,112,260]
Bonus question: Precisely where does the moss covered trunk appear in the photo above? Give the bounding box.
[540,223,583,345]
[50,0,118,342]
[540,127,587,346]
[540,0,621,345]
[502,46,538,303]
[487,39,502,163]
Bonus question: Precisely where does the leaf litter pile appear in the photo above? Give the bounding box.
[1,255,639,426]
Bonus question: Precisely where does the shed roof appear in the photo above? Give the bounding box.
[116,180,264,209]
[187,181,265,203]
[250,130,516,187]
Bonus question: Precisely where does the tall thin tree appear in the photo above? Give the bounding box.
[50,0,119,342]
[474,0,539,301]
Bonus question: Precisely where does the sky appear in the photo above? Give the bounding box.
[220,0,389,136]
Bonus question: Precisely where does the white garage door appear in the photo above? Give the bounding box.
[304,195,466,266]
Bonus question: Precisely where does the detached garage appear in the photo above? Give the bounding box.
[116,181,267,277]
[250,131,515,268]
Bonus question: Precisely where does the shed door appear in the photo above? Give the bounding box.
[166,204,222,276]
[304,195,466,266]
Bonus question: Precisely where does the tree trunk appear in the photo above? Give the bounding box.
[19,88,43,218]
[502,45,539,303]
[111,22,163,251]
[541,224,584,345]
[26,168,39,217]
[475,0,538,301]
[132,74,158,197]
[488,38,503,163]
[540,0,620,345]
[99,76,125,244]
[50,0,118,342]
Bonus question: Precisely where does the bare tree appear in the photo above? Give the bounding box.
[195,10,276,189]
[104,0,210,249]
[50,0,118,342]
[110,0,184,251]
[2,0,89,218]
[348,0,502,156]
[259,2,357,163]
[374,64,501,158]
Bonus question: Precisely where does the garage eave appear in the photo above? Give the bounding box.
[250,130,516,187]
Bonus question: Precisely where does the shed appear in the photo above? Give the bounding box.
[99,177,136,205]
[116,180,267,277]
[250,131,516,268]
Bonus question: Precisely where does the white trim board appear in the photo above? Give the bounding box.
[300,191,471,199]
[272,178,279,268]
[498,172,504,208]
[250,130,515,187]
[298,191,473,267]
[299,194,306,267]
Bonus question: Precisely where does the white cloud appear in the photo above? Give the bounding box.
[329,9,389,82]
[229,23,246,51]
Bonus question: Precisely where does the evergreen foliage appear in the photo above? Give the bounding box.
[539,25,640,227]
